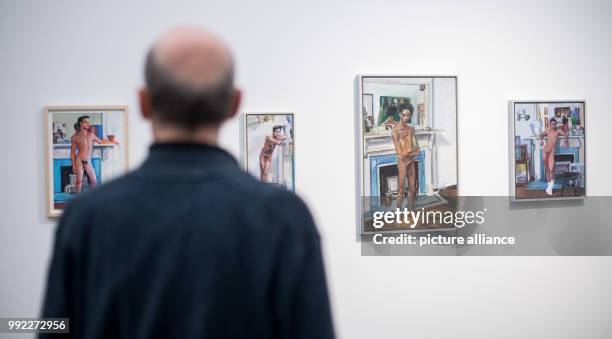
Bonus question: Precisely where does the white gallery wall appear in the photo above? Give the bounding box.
[1,0,611,338]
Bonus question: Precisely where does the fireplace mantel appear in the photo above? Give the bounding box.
[363,128,444,196]
[363,129,444,156]
[364,128,445,139]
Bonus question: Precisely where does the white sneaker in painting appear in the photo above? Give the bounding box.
[546,181,553,195]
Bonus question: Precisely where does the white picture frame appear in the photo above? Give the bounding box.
[241,112,295,191]
[508,100,586,202]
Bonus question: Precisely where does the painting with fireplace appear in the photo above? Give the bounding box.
[510,101,586,201]
[358,76,458,233]
[45,106,128,217]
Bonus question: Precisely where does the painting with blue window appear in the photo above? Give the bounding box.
[510,101,586,201]
[45,106,128,217]
[358,76,458,233]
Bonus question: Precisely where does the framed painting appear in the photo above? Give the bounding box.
[357,76,458,234]
[509,100,586,201]
[243,113,295,191]
[45,105,129,217]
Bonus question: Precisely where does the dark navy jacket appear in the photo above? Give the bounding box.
[41,143,334,339]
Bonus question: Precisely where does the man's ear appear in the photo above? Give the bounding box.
[139,88,152,121]
[227,88,242,120]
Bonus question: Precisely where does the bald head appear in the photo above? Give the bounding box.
[144,26,237,129]
[153,27,232,88]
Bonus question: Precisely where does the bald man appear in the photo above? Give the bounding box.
[41,27,334,339]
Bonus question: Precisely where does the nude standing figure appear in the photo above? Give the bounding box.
[70,115,101,192]
[539,118,566,195]
[392,105,420,212]
[259,125,287,183]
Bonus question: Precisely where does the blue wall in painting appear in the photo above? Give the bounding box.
[538,146,580,184]
[369,150,426,197]
[53,158,101,194]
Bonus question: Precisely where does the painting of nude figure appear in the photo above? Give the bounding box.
[510,101,586,201]
[45,106,128,217]
[358,76,458,234]
[244,113,294,191]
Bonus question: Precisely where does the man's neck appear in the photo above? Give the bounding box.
[152,123,220,146]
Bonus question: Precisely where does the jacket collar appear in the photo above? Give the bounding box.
[139,142,238,173]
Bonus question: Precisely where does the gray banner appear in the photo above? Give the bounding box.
[360,196,612,256]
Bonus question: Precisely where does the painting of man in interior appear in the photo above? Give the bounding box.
[46,107,127,216]
[512,101,585,200]
[245,113,294,191]
[359,76,458,232]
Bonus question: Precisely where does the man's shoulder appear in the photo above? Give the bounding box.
[222,174,314,228]
[65,167,311,222]
[227,173,306,210]
[69,168,303,209]
[60,169,317,248]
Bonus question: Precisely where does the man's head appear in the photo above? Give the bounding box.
[140,26,241,140]
[77,115,90,131]
[399,104,413,123]
[272,125,283,138]
[562,117,568,125]
[550,118,557,129]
